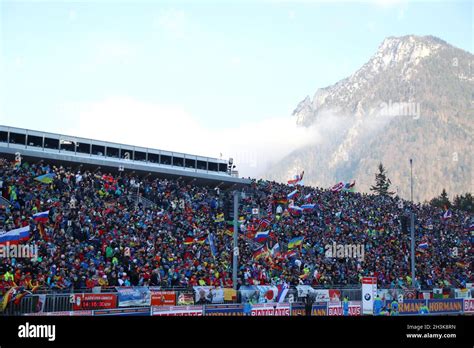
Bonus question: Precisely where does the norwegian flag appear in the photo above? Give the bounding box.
[259,218,271,230]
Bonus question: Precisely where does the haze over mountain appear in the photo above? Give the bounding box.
[264,35,473,202]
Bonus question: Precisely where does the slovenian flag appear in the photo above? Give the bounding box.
[287,189,298,199]
[275,283,289,303]
[288,205,303,216]
[254,230,270,243]
[288,236,304,249]
[301,204,316,211]
[33,211,49,223]
[418,242,429,249]
[0,226,30,245]
[331,182,344,192]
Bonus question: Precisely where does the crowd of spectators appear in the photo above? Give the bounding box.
[0,158,472,295]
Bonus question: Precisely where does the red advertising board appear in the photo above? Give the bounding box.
[72,293,117,310]
[251,303,290,316]
[151,291,176,306]
[328,301,361,316]
[25,310,93,316]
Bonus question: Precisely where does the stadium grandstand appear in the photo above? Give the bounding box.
[0,126,472,316]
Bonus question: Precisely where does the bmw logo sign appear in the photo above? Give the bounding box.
[364,293,371,301]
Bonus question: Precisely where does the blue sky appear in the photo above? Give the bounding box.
[0,0,472,175]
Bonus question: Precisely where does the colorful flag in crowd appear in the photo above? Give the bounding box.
[33,211,49,223]
[271,243,281,257]
[276,199,288,205]
[288,171,304,186]
[275,283,290,302]
[254,230,270,243]
[304,193,312,201]
[258,218,271,230]
[288,236,304,249]
[0,226,30,245]
[442,209,452,220]
[208,233,217,257]
[283,250,297,259]
[184,237,194,245]
[418,242,429,249]
[34,173,56,184]
[224,226,234,237]
[343,180,356,192]
[301,204,316,212]
[253,246,269,260]
[288,206,303,216]
[331,182,344,193]
[287,189,298,199]
[214,213,225,223]
[195,235,207,244]
[37,223,49,242]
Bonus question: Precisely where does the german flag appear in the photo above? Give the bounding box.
[184,237,194,245]
[195,236,207,244]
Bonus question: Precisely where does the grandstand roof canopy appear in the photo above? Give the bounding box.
[0,125,251,187]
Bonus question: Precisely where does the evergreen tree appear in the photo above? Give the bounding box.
[430,189,451,209]
[370,163,393,196]
[452,193,473,213]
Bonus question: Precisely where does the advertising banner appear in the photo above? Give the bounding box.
[362,277,377,315]
[93,307,150,316]
[150,290,176,306]
[427,299,463,314]
[295,286,333,302]
[151,305,203,316]
[72,293,117,310]
[25,310,93,316]
[193,286,224,304]
[385,299,425,315]
[290,303,306,316]
[328,301,361,316]
[311,302,327,316]
[177,292,194,305]
[115,287,151,307]
[463,299,474,314]
[240,285,289,303]
[205,304,244,316]
[250,303,290,316]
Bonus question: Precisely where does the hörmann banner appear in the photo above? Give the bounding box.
[204,304,244,316]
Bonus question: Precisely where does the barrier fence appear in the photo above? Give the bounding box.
[2,286,472,316]
[18,299,474,316]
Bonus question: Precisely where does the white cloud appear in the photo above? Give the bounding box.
[59,97,321,178]
[156,9,188,39]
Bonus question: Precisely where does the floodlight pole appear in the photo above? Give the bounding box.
[410,159,416,287]
[233,191,239,290]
